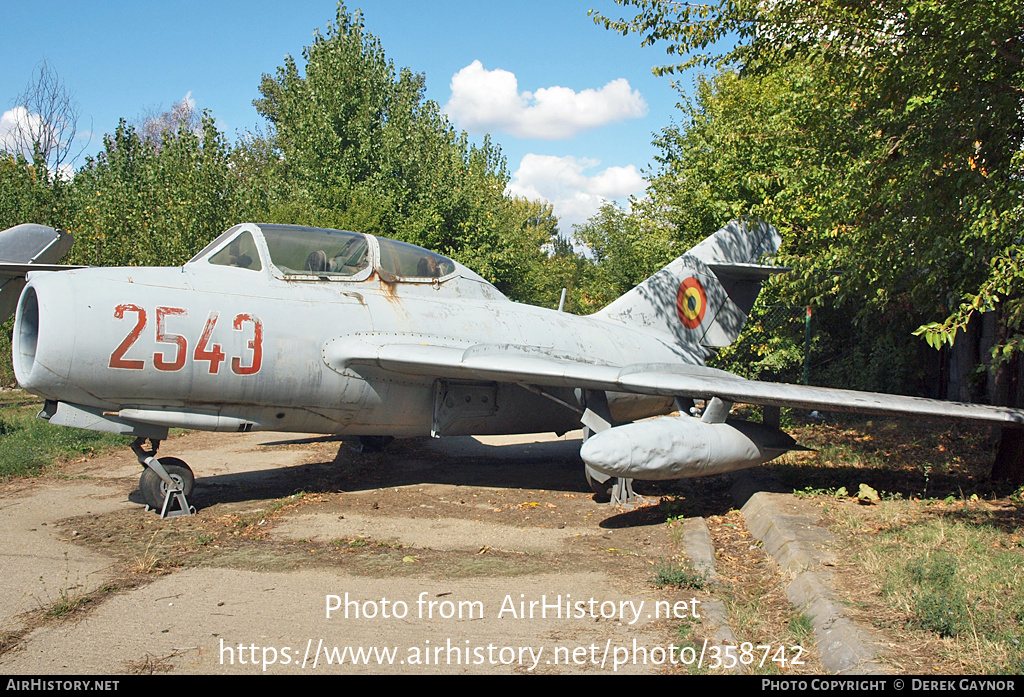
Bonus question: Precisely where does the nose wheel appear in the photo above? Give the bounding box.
[131,438,196,517]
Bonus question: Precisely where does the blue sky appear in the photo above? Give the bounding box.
[1,0,701,230]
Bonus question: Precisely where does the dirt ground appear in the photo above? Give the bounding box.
[0,429,822,675]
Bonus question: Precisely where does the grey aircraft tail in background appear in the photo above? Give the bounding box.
[2,219,1022,516]
[0,224,78,324]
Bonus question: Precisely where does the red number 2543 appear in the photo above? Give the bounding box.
[108,305,263,375]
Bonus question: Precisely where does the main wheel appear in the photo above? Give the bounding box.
[353,435,394,453]
[139,458,194,511]
[585,465,612,503]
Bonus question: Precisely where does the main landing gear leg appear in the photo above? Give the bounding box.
[610,477,636,506]
[131,438,196,518]
[580,390,637,506]
[584,461,636,505]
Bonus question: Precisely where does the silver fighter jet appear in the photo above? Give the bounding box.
[4,220,1022,516]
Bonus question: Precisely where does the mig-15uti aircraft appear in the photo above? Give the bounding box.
[3,220,1023,517]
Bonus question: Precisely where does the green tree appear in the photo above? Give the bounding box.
[573,202,677,309]
[70,114,237,267]
[0,155,60,232]
[0,155,66,386]
[594,0,1024,402]
[252,3,530,292]
[496,197,585,310]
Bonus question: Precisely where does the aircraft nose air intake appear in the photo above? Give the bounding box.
[13,272,78,401]
[14,286,39,379]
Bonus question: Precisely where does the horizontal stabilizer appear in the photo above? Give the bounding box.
[705,262,790,281]
[0,224,78,323]
[0,224,72,264]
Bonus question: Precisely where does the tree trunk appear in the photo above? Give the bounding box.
[947,312,980,402]
[992,426,1024,485]
[981,310,1008,406]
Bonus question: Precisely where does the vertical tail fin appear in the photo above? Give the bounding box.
[595,218,783,349]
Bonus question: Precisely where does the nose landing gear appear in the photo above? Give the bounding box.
[131,438,195,518]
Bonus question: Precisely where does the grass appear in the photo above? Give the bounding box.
[789,612,815,642]
[715,586,817,674]
[778,413,1024,675]
[651,557,708,590]
[34,553,88,618]
[0,390,131,479]
[863,513,1024,673]
[129,532,164,574]
[45,588,88,618]
[767,415,1004,500]
[664,508,827,674]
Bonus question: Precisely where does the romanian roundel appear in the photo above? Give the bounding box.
[676,277,708,329]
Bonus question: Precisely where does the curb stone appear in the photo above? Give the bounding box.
[678,516,742,672]
[680,517,717,581]
[732,474,890,675]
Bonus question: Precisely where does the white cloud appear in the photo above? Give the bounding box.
[0,107,47,158]
[506,154,647,229]
[0,106,74,179]
[445,61,648,140]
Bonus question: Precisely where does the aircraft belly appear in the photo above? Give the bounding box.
[336,380,582,438]
[341,379,435,436]
[607,392,676,423]
[114,405,352,434]
[436,383,580,436]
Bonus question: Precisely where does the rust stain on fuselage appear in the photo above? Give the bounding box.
[371,270,402,304]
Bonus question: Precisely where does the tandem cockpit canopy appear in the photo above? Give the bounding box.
[191,223,458,283]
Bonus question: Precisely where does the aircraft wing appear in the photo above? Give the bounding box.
[0,262,85,277]
[325,335,1024,427]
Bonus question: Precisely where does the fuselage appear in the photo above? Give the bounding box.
[13,224,697,438]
